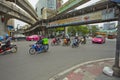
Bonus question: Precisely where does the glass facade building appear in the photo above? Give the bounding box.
[36,0,59,19]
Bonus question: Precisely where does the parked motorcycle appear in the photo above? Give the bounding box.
[29,43,49,55]
[0,42,17,55]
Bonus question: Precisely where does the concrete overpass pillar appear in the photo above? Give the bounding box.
[41,26,46,36]
[0,16,7,36]
[112,4,120,77]
[65,27,68,35]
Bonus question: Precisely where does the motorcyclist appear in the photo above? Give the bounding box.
[57,37,61,44]
[36,36,43,49]
[5,36,11,47]
[67,38,70,45]
[54,37,61,44]
[42,36,49,50]
[1,34,12,51]
[63,38,67,45]
[36,37,43,44]
[72,36,79,46]
[52,37,57,45]
[80,35,86,44]
[83,35,86,44]
[65,35,70,45]
[42,37,49,45]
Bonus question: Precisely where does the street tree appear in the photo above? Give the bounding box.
[67,25,89,36]
[90,25,99,37]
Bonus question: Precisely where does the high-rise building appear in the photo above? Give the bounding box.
[47,0,56,10]
[56,0,63,9]
[36,0,59,19]
[103,22,116,30]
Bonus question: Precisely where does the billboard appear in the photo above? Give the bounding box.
[103,22,116,30]
[7,25,14,30]
[47,8,115,27]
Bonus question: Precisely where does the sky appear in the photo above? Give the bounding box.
[28,0,100,9]
[28,0,68,9]
[15,0,101,29]
[28,0,39,9]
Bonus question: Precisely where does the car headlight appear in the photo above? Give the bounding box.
[98,39,102,41]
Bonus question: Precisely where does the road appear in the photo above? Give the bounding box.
[0,39,116,80]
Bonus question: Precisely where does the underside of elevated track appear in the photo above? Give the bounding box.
[24,0,117,34]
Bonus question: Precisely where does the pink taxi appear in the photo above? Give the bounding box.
[26,35,39,41]
[92,35,106,44]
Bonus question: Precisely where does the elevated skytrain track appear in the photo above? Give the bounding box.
[26,0,117,32]
[0,0,35,24]
[6,0,38,21]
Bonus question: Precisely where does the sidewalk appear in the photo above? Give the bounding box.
[49,58,120,80]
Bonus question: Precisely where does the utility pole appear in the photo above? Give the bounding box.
[110,0,120,77]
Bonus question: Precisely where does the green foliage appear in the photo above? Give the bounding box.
[56,27,64,31]
[67,25,89,35]
[49,27,64,32]
[90,25,99,36]
[78,25,89,35]
[68,26,77,35]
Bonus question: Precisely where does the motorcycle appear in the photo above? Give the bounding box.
[62,38,71,46]
[0,42,17,55]
[29,43,49,55]
[51,38,61,46]
[80,38,86,44]
[71,39,79,48]
[72,42,79,48]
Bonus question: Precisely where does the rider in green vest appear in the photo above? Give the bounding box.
[42,37,49,45]
[42,37,49,51]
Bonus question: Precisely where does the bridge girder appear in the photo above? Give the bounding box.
[48,0,116,23]
[6,0,39,21]
[0,1,35,25]
[58,0,90,14]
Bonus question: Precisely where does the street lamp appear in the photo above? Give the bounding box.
[110,0,120,77]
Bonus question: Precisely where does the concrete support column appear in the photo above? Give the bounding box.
[41,26,46,36]
[112,4,120,77]
[65,27,68,35]
[0,15,7,36]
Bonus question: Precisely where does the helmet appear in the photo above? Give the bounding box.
[4,33,9,39]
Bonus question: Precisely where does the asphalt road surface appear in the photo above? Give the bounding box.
[0,39,116,80]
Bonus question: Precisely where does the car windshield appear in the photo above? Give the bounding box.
[14,34,25,37]
[96,35,103,38]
